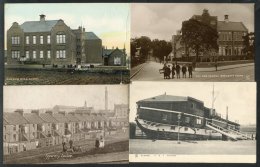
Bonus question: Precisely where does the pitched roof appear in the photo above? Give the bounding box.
[20,20,58,32]
[65,114,80,122]
[217,21,248,32]
[39,113,58,123]
[24,113,45,124]
[4,112,28,125]
[85,32,100,40]
[102,48,125,57]
[52,113,69,123]
[74,114,87,121]
[138,94,188,102]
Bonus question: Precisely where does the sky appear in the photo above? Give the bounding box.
[130,82,256,125]
[4,85,128,111]
[5,3,130,54]
[131,3,254,41]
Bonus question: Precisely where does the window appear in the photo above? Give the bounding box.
[33,36,36,44]
[11,51,20,59]
[40,36,43,44]
[170,126,175,130]
[26,36,29,44]
[13,125,16,131]
[184,127,188,131]
[11,36,20,44]
[33,51,36,59]
[56,50,66,59]
[114,57,121,65]
[56,34,66,44]
[162,113,168,121]
[47,50,51,59]
[185,117,190,123]
[47,35,51,44]
[40,51,44,58]
[196,118,202,125]
[26,51,29,59]
[13,134,16,140]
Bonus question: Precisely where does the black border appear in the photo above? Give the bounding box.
[0,0,259,167]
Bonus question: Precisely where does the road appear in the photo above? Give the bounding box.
[130,139,256,155]
[131,61,254,82]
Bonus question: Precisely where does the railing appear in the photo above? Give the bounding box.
[206,121,238,140]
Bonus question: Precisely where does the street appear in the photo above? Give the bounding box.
[131,61,254,82]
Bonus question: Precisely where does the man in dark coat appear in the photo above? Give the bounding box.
[176,64,180,79]
[69,139,73,149]
[188,64,193,78]
[95,138,100,148]
[182,64,187,78]
[166,65,171,79]
[162,64,167,79]
[171,64,176,79]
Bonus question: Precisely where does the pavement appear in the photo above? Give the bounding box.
[131,61,254,82]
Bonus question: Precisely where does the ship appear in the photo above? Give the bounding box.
[135,89,251,141]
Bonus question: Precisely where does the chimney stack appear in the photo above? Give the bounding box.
[31,109,40,116]
[15,109,24,116]
[224,15,229,23]
[40,14,46,21]
[46,110,53,115]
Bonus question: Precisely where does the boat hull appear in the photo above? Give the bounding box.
[135,118,221,140]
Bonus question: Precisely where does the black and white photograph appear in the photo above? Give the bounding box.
[4,3,130,85]
[129,81,256,163]
[131,3,254,82]
[3,85,129,164]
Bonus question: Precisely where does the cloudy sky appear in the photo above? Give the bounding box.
[4,85,128,111]
[5,3,130,54]
[131,3,254,41]
[130,82,256,125]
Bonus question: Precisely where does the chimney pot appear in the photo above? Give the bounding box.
[224,15,229,23]
[40,14,46,21]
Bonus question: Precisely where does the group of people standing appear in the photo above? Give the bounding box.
[162,63,193,79]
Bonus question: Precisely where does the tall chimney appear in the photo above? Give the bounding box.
[224,15,229,23]
[40,14,46,21]
[226,106,229,120]
[105,87,108,111]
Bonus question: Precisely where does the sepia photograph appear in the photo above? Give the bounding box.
[4,3,130,85]
[129,81,256,163]
[131,3,255,82]
[3,85,129,164]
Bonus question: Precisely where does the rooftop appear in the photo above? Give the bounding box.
[138,94,204,104]
[39,113,58,123]
[85,32,100,40]
[20,20,58,33]
[4,112,28,125]
[23,113,45,124]
[217,21,248,32]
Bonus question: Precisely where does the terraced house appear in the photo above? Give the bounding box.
[3,108,127,155]
[7,14,103,66]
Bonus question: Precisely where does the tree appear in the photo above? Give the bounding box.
[181,19,218,62]
[242,32,255,59]
[151,39,172,62]
[130,36,152,67]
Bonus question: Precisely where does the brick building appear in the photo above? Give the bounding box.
[7,14,103,66]
[172,9,249,62]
